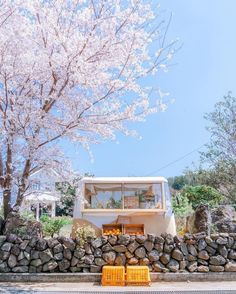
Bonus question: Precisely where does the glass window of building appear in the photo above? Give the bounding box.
[85,183,122,209]
[123,183,162,209]
[84,182,163,210]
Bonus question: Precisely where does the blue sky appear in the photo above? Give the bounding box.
[69,0,236,178]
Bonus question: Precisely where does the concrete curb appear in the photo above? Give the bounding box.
[151,272,236,282]
[0,272,236,283]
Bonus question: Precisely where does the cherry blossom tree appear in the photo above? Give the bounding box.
[0,0,178,219]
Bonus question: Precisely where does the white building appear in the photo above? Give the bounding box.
[73,177,176,236]
[21,168,61,220]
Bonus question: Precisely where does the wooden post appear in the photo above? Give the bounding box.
[161,182,166,211]
[36,202,40,221]
[51,201,56,217]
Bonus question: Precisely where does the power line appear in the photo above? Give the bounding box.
[144,143,207,176]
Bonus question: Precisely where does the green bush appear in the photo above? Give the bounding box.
[76,225,96,246]
[182,185,223,209]
[20,211,35,221]
[172,193,193,218]
[10,226,28,237]
[172,192,193,235]
[40,216,71,238]
[40,214,50,223]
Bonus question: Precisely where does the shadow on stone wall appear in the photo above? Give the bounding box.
[0,231,235,273]
[186,205,236,235]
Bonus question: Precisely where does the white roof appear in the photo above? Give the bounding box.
[31,168,59,177]
[24,192,60,203]
[82,177,167,183]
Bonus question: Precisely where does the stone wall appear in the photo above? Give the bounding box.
[0,232,236,273]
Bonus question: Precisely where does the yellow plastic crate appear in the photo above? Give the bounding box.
[126,266,151,286]
[101,266,125,286]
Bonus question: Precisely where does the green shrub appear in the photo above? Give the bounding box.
[40,216,71,238]
[172,193,193,218]
[182,185,223,209]
[40,214,50,223]
[172,193,193,235]
[76,225,96,246]
[20,211,35,221]
[11,226,28,237]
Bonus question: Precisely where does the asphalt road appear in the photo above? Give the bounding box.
[0,282,236,294]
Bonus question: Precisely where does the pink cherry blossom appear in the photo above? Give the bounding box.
[0,0,178,218]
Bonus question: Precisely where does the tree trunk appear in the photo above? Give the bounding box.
[3,143,13,219]
[14,159,31,210]
[3,189,11,219]
[15,187,25,209]
[0,148,3,187]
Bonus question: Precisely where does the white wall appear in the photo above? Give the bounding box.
[130,213,176,235]
[81,212,176,235]
[29,169,58,192]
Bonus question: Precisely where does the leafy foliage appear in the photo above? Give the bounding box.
[56,174,93,216]
[76,225,96,246]
[183,167,220,188]
[40,215,71,238]
[172,192,193,235]
[172,193,193,218]
[181,185,223,209]
[10,226,28,237]
[200,93,236,203]
[56,182,76,217]
[180,93,236,204]
[20,210,36,221]
[168,175,189,190]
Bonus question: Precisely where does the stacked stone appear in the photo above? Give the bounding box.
[0,232,235,273]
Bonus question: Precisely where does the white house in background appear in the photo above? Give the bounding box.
[72,177,176,237]
[21,168,62,220]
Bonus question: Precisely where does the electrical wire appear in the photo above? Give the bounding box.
[144,143,206,176]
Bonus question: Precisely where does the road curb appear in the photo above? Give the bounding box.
[0,272,236,283]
